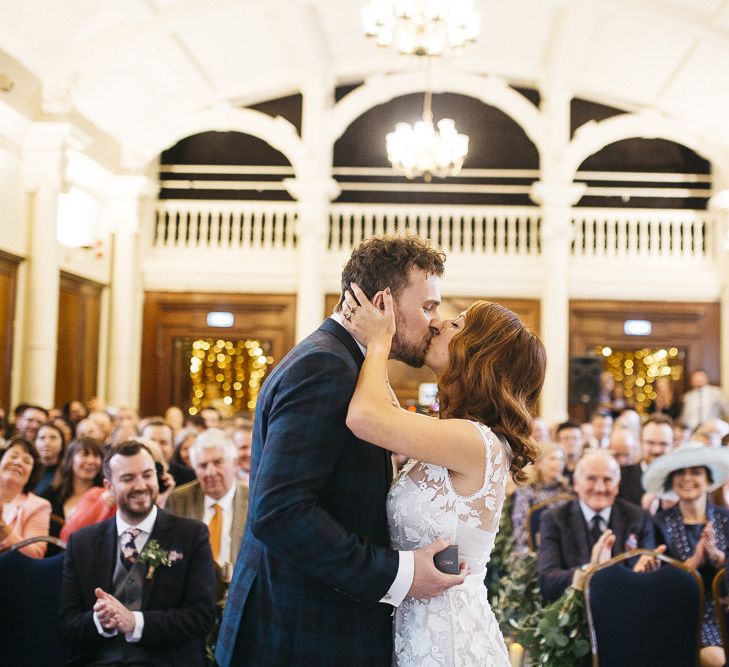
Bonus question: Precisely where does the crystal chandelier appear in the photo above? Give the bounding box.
[386,90,469,180]
[361,0,480,56]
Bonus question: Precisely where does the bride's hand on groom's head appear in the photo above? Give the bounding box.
[343,282,396,346]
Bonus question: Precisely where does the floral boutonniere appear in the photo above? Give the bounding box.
[138,539,184,579]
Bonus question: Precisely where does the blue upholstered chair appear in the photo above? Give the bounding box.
[0,536,69,666]
[712,568,729,656]
[526,493,572,551]
[584,549,703,667]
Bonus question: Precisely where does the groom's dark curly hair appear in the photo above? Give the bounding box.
[337,234,445,311]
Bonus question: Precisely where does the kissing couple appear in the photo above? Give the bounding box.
[216,234,546,666]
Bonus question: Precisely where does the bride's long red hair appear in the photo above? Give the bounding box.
[438,301,546,484]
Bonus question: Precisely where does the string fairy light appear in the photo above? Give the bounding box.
[188,338,273,416]
[595,345,683,413]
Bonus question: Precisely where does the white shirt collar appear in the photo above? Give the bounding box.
[330,313,367,356]
[578,499,611,525]
[205,482,237,513]
[116,504,158,537]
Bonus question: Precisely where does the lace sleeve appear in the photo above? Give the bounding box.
[444,421,509,533]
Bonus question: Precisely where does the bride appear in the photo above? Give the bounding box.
[343,283,546,666]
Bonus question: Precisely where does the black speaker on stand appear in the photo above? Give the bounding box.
[569,356,603,422]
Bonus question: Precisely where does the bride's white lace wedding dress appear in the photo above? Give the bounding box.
[387,421,510,666]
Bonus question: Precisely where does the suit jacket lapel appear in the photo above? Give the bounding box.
[610,502,633,556]
[568,501,591,564]
[191,484,204,521]
[319,318,365,366]
[142,510,172,608]
[230,483,247,565]
[96,519,118,592]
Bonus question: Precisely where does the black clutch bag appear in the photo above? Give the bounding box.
[434,545,459,574]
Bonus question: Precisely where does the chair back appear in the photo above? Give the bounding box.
[585,549,703,667]
[0,543,69,666]
[526,493,573,551]
[712,568,729,654]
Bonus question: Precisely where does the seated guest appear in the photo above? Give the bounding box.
[39,437,103,536]
[512,442,570,552]
[619,415,674,512]
[76,417,106,443]
[0,437,52,558]
[51,415,75,445]
[555,420,584,482]
[531,416,550,445]
[674,420,692,447]
[538,450,656,602]
[645,441,729,667]
[13,404,48,442]
[231,421,253,485]
[164,406,184,434]
[110,421,138,447]
[680,370,729,430]
[588,409,613,449]
[59,440,216,666]
[648,377,681,420]
[33,421,67,496]
[609,427,640,467]
[694,419,729,448]
[200,406,221,429]
[167,429,248,581]
[60,437,176,541]
[62,399,87,425]
[141,420,195,487]
[172,428,197,470]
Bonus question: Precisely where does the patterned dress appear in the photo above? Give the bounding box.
[655,503,729,647]
[511,480,571,553]
[387,421,510,666]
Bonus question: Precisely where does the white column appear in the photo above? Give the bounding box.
[708,189,729,397]
[286,81,340,341]
[104,175,158,409]
[532,182,585,424]
[19,123,78,407]
[285,177,340,341]
[531,84,584,423]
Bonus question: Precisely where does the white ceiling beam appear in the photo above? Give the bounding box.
[264,0,335,92]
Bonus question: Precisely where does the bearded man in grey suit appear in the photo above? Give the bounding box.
[166,428,248,581]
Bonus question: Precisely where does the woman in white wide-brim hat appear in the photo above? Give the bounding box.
[644,441,729,667]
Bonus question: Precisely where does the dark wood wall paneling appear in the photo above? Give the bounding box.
[568,299,720,417]
[325,294,540,403]
[0,251,21,412]
[140,292,296,417]
[55,273,103,408]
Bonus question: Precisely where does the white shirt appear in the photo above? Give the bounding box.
[93,505,158,642]
[331,313,414,607]
[579,500,611,529]
[202,483,236,568]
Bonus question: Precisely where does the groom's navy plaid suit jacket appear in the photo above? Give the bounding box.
[215,318,399,666]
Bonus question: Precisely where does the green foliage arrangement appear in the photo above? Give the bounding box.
[510,585,591,667]
[486,494,515,601]
[493,550,542,639]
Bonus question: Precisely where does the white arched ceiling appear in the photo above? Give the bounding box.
[565,112,729,186]
[328,69,546,158]
[125,106,305,174]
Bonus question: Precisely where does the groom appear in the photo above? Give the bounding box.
[216,235,466,666]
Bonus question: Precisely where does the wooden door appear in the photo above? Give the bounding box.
[0,251,21,412]
[54,273,103,407]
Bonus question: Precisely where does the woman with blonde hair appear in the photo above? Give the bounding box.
[511,442,570,552]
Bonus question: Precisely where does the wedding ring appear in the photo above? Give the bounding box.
[343,311,352,321]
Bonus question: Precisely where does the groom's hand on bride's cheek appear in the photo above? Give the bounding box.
[407,537,468,600]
